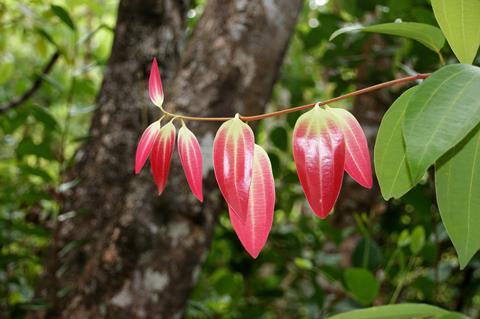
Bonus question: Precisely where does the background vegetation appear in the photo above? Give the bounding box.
[1,0,478,318]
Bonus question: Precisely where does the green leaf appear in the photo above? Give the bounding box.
[19,164,53,182]
[51,5,76,31]
[0,57,14,86]
[438,314,470,319]
[410,225,425,255]
[431,0,480,64]
[30,105,60,131]
[35,28,58,48]
[325,303,450,319]
[374,87,417,199]
[270,126,288,151]
[330,22,445,53]
[294,257,313,270]
[211,269,244,297]
[343,268,379,305]
[303,13,342,50]
[16,138,55,160]
[351,238,384,270]
[404,64,480,182]
[435,125,480,269]
[397,229,411,247]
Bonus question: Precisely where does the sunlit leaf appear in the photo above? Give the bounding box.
[330,22,445,53]
[431,0,480,64]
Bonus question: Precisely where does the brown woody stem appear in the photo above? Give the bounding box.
[162,73,430,122]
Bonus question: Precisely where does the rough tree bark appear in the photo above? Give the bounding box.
[32,0,303,318]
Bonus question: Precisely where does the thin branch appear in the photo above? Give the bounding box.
[162,73,430,122]
[0,51,60,114]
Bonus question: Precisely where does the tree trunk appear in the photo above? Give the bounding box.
[32,0,302,318]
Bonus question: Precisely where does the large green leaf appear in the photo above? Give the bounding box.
[325,304,452,319]
[431,0,480,64]
[330,22,445,53]
[435,125,480,269]
[343,268,379,305]
[404,64,480,182]
[374,87,417,199]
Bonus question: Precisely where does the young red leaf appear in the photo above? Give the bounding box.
[229,144,275,259]
[292,106,345,219]
[327,107,372,188]
[151,122,176,194]
[135,120,161,174]
[213,114,254,221]
[178,125,203,202]
[149,57,164,108]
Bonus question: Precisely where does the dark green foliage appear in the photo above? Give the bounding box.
[1,0,479,318]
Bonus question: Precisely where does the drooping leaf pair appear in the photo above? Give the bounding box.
[293,105,372,219]
[135,58,203,202]
[212,106,372,257]
[213,116,275,258]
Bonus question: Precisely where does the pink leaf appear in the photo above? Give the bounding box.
[178,125,204,202]
[292,106,345,219]
[229,144,275,259]
[327,107,372,188]
[151,122,176,194]
[149,57,164,108]
[213,114,254,221]
[135,120,161,174]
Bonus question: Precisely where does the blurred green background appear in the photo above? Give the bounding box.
[1,0,479,318]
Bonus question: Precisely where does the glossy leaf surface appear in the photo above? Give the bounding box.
[213,115,254,221]
[432,0,480,64]
[292,106,345,218]
[435,125,480,269]
[328,107,372,188]
[374,87,417,199]
[178,125,203,202]
[326,303,452,319]
[135,121,161,174]
[149,57,164,108]
[150,122,176,194]
[229,145,275,259]
[330,22,445,53]
[404,64,480,181]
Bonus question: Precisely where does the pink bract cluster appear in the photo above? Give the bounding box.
[135,59,372,258]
